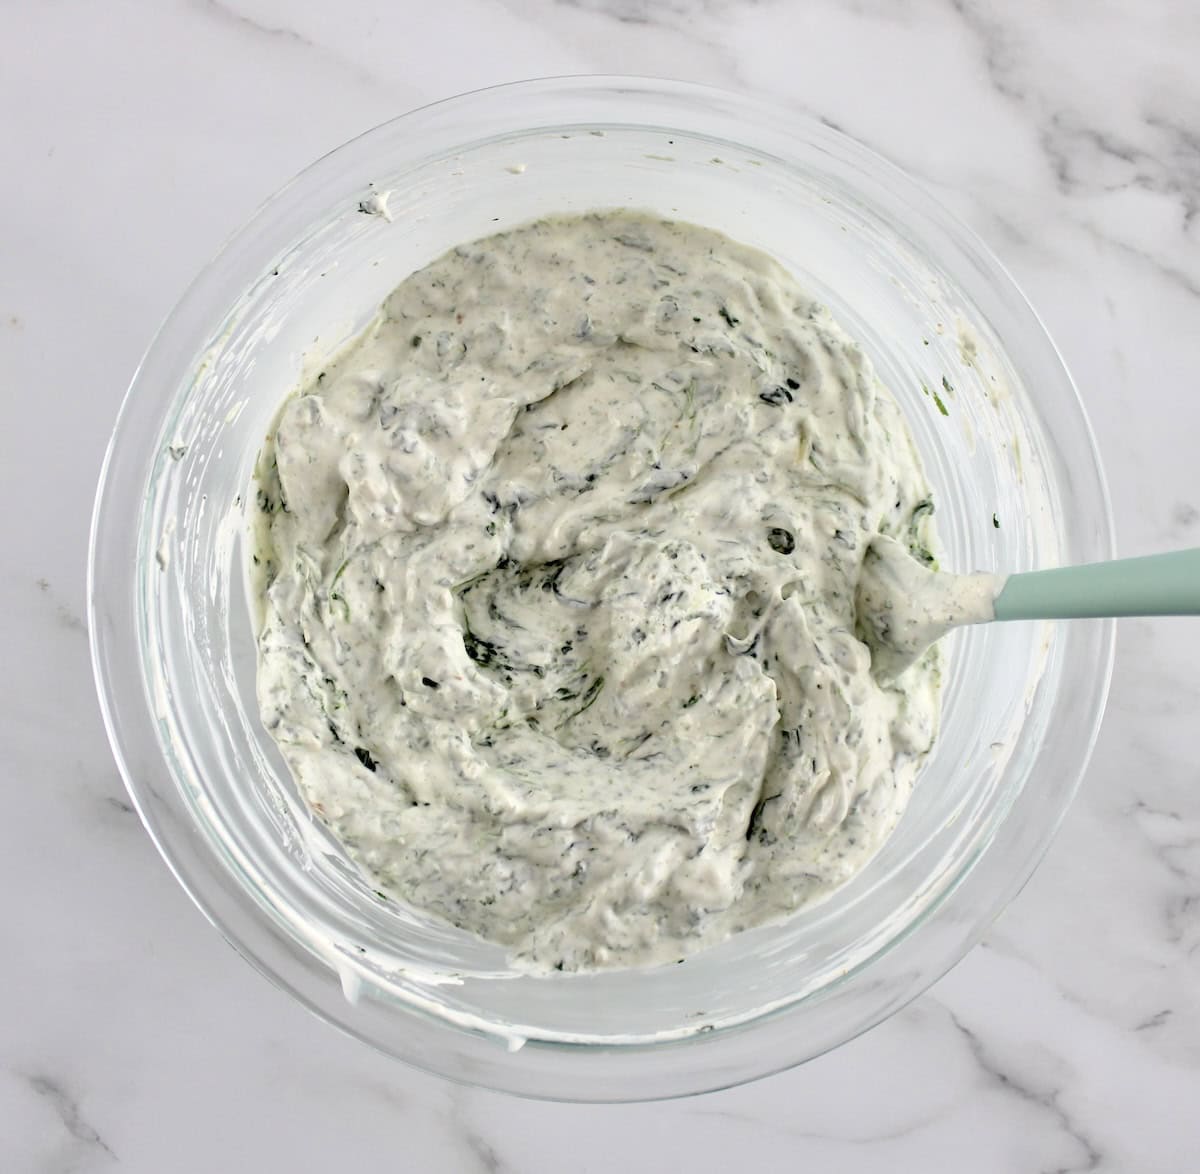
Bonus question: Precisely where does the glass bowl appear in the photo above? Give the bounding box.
[89,76,1114,1101]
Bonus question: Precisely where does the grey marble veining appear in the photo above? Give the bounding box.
[3,0,1199,1169]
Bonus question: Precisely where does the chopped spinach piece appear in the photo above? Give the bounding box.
[759,386,793,407]
[767,527,795,554]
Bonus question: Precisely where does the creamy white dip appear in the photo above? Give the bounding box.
[250,211,954,972]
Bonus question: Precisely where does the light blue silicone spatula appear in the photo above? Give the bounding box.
[856,540,1200,680]
[992,548,1200,621]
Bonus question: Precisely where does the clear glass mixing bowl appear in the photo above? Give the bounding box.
[89,76,1114,1101]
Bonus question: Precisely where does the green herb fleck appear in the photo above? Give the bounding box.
[992,512,1001,529]
[931,390,949,416]
[463,629,510,671]
[759,385,793,407]
[767,526,795,554]
[559,675,605,726]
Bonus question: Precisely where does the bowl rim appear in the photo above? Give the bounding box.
[88,73,1115,1102]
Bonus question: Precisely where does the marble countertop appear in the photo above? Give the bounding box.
[4,0,1199,1169]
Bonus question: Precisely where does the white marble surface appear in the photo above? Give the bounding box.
[3,0,1199,1168]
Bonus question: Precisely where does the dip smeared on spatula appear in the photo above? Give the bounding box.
[856,536,1002,682]
[859,535,1200,684]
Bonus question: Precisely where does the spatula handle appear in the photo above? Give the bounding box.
[994,548,1200,621]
